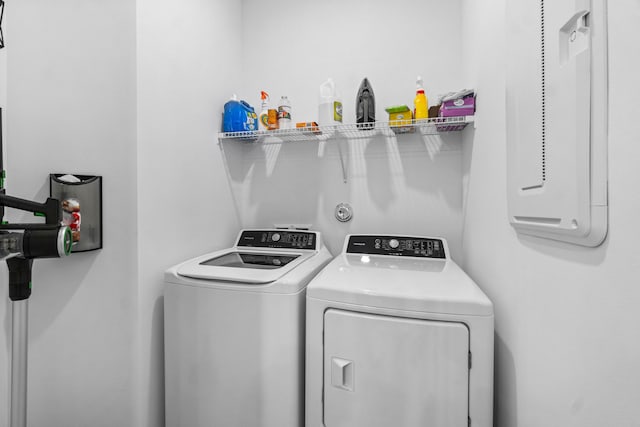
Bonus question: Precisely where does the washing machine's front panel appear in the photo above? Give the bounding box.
[165,282,306,427]
[323,309,469,427]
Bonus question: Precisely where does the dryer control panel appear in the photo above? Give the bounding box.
[237,230,316,250]
[346,235,446,259]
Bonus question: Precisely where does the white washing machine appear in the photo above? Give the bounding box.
[164,229,332,427]
[306,234,494,427]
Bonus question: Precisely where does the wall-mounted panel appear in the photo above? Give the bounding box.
[506,0,608,246]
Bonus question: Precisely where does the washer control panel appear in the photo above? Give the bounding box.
[237,230,316,250]
[346,235,446,259]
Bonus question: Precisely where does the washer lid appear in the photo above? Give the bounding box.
[177,248,316,284]
[200,251,300,269]
[307,253,493,316]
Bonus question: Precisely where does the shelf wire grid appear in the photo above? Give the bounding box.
[218,116,473,144]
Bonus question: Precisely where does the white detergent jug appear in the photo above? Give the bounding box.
[318,78,343,127]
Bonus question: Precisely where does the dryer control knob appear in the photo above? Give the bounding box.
[389,239,400,249]
[272,233,281,242]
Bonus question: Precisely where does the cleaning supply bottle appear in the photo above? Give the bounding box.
[277,96,292,129]
[259,91,270,130]
[356,77,375,129]
[414,76,429,120]
[223,94,258,132]
[318,78,343,127]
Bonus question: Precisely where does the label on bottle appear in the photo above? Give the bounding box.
[268,109,279,129]
[260,113,269,128]
[334,101,343,122]
[245,111,257,131]
[278,108,291,121]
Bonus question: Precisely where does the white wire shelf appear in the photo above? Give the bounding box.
[217,116,474,143]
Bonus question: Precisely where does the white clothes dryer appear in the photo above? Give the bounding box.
[164,229,332,427]
[306,234,494,427]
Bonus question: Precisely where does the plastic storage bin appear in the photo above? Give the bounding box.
[50,174,102,252]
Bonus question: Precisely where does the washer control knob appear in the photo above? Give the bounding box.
[272,233,281,242]
[389,239,400,249]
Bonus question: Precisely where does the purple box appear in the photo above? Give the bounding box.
[440,96,476,117]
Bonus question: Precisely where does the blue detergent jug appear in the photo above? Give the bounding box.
[223,98,258,132]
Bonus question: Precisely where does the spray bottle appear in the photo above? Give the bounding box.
[259,91,270,130]
[318,78,343,126]
[414,76,429,120]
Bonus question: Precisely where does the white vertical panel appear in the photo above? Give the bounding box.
[506,0,608,246]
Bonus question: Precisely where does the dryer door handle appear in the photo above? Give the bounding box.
[331,357,354,392]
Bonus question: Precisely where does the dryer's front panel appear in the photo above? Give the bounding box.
[323,309,469,427]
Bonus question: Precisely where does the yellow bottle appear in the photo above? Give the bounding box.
[414,76,429,120]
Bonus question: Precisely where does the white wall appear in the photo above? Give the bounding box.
[0,38,5,108]
[10,1,636,426]
[462,1,640,426]
[0,1,242,425]
[137,1,467,423]
[135,0,241,426]
[0,0,138,426]
[232,0,468,258]
[0,0,469,425]
[0,19,7,427]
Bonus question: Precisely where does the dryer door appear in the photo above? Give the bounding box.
[323,309,469,427]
